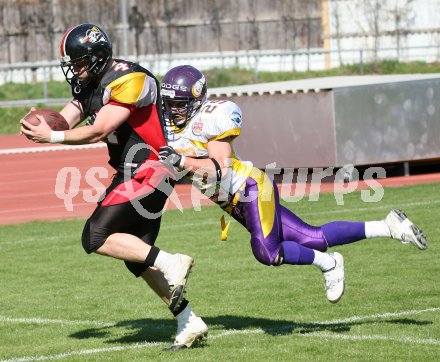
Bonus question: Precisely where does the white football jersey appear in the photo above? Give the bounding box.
[164,99,253,203]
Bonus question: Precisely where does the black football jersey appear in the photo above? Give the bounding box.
[71,60,166,173]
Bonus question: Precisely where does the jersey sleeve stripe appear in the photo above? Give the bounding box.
[190,139,208,150]
[136,76,157,108]
[106,72,151,105]
[210,128,241,141]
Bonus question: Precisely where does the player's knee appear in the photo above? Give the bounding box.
[81,219,108,254]
[250,238,274,266]
[124,261,149,277]
[317,243,328,252]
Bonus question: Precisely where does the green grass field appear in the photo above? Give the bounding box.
[0,183,439,361]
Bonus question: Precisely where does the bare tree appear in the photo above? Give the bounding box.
[280,0,298,51]
[247,0,260,51]
[162,0,179,55]
[1,0,432,66]
[59,0,86,32]
[331,0,344,66]
[203,0,227,54]
[96,0,118,26]
[360,0,415,63]
[363,0,383,63]
[144,0,163,55]
[128,5,145,57]
[18,5,30,62]
[388,0,415,59]
[281,14,298,71]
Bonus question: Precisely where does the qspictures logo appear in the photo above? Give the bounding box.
[54,144,386,217]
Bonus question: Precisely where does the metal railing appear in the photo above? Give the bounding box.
[0,44,439,103]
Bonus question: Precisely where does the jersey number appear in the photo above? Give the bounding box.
[202,100,227,114]
[201,104,217,114]
[114,63,130,72]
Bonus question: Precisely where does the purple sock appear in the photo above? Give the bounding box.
[280,241,315,265]
[322,221,366,247]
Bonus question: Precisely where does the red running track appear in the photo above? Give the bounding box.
[0,135,213,224]
[1,135,440,225]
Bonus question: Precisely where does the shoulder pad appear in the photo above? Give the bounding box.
[201,100,242,140]
[104,72,156,106]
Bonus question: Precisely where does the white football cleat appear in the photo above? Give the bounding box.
[384,209,428,250]
[161,253,194,313]
[165,316,208,351]
[322,252,345,304]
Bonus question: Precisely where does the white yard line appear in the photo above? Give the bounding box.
[301,332,440,345]
[0,342,166,362]
[313,307,440,325]
[2,307,435,329]
[0,316,115,327]
[0,143,106,155]
[1,307,439,361]
[210,328,440,346]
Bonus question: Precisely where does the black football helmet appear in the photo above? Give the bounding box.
[161,65,207,127]
[60,23,112,86]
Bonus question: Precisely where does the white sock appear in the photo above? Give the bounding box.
[365,221,391,238]
[176,304,197,324]
[312,250,336,272]
[153,250,173,272]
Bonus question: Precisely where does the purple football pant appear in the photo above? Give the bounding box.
[230,174,366,266]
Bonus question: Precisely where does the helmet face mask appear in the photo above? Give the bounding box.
[164,99,192,126]
[161,65,207,128]
[60,24,112,87]
[163,97,201,127]
[60,56,90,85]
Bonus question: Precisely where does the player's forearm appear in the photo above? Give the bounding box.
[57,125,107,145]
[181,156,219,171]
[181,156,230,183]
[59,100,84,129]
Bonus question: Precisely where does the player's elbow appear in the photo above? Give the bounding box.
[96,133,109,143]
[87,132,106,144]
[87,125,110,143]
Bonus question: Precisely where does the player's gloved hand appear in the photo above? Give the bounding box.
[158,145,184,167]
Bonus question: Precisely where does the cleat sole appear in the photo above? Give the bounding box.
[410,224,428,250]
[163,332,208,351]
[392,209,428,250]
[329,283,345,304]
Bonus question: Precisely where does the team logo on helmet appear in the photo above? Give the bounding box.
[80,26,107,44]
[192,76,206,98]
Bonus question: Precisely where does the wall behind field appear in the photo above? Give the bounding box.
[327,0,440,64]
[0,0,322,63]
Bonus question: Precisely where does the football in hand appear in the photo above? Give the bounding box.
[23,109,69,132]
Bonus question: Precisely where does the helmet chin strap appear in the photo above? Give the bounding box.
[165,95,204,128]
[76,77,91,87]
[169,103,191,128]
[173,118,187,128]
[75,59,111,88]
